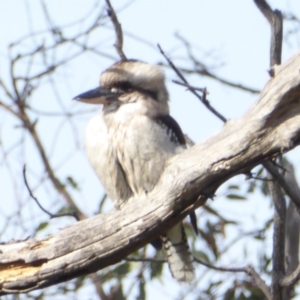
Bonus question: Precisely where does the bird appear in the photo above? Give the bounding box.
[74,59,196,282]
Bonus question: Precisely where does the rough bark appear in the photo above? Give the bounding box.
[1,50,300,294]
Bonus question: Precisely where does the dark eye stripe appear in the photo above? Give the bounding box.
[110,81,158,101]
[116,81,133,90]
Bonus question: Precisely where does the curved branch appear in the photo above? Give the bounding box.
[1,50,300,294]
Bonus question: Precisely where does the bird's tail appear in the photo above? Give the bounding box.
[162,223,194,282]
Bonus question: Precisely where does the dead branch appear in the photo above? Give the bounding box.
[254,0,283,67]
[254,1,286,298]
[23,166,79,221]
[158,44,227,123]
[1,49,300,294]
[105,0,127,60]
[264,161,300,211]
[194,257,271,299]
[268,174,286,300]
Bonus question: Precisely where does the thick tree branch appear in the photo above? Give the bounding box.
[254,0,283,68]
[263,161,300,211]
[283,162,300,276]
[1,50,300,294]
[279,162,300,293]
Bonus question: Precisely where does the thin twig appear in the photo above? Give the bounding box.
[126,255,271,299]
[23,165,79,221]
[157,44,227,123]
[194,258,271,299]
[172,80,207,92]
[166,64,260,94]
[105,0,127,60]
[194,257,247,273]
[126,257,166,263]
[170,32,260,94]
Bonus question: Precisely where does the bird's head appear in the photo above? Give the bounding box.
[74,60,169,114]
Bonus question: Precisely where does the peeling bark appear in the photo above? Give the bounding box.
[1,50,300,294]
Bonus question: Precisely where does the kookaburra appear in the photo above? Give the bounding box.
[74,59,195,282]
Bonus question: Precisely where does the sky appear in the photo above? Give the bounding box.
[1,0,300,299]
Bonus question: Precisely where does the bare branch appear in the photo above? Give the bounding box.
[253,0,273,23]
[283,162,300,276]
[193,257,246,273]
[172,64,261,94]
[1,50,300,293]
[254,2,287,298]
[89,273,110,300]
[253,0,283,67]
[279,161,300,298]
[264,161,300,211]
[126,257,166,263]
[157,44,227,123]
[267,174,286,299]
[105,0,127,60]
[173,80,206,92]
[194,258,271,299]
[23,165,79,221]
[169,33,260,94]
[280,263,300,287]
[246,266,272,300]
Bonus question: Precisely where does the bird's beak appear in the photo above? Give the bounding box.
[73,87,117,104]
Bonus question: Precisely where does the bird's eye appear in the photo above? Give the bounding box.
[110,82,133,94]
[111,87,120,93]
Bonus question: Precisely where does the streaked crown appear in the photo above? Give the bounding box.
[100,60,169,103]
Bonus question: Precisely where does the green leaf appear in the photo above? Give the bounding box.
[113,262,130,277]
[223,288,235,300]
[228,184,240,190]
[247,181,256,193]
[150,258,164,279]
[55,206,72,214]
[101,262,130,283]
[193,250,210,262]
[66,176,80,191]
[226,194,247,200]
[35,221,48,233]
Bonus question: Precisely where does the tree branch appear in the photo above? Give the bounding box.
[195,258,271,299]
[280,263,300,287]
[105,0,127,60]
[268,174,286,300]
[23,165,79,221]
[157,44,227,123]
[253,0,283,68]
[263,161,300,211]
[1,50,300,294]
